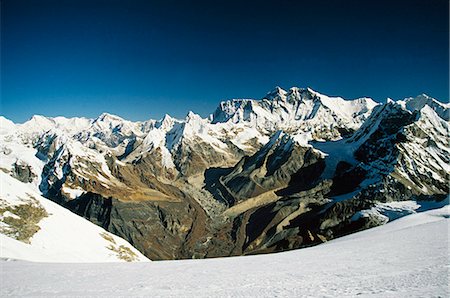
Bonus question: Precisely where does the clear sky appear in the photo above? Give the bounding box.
[1,0,449,123]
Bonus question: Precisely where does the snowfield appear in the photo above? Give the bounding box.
[1,206,448,297]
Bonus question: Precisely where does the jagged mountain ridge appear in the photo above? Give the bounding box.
[0,87,448,260]
[212,87,377,138]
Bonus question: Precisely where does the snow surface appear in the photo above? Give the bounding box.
[1,206,448,297]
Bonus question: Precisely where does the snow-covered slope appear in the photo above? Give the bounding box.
[1,206,448,297]
[0,172,149,262]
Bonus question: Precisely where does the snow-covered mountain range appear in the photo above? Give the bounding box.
[1,86,448,261]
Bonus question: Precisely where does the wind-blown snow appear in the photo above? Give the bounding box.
[1,206,448,297]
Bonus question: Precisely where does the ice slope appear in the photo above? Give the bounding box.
[1,206,448,297]
[0,172,149,262]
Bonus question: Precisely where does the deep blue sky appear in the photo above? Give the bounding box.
[1,0,448,123]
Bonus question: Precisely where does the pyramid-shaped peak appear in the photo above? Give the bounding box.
[401,94,449,119]
[25,115,56,127]
[161,114,175,122]
[266,86,287,100]
[156,114,176,129]
[185,111,203,122]
[29,114,52,122]
[18,115,56,133]
[96,112,124,122]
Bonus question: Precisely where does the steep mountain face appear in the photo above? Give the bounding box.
[221,131,325,201]
[1,87,448,260]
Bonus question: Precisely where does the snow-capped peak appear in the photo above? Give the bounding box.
[1,86,448,270]
[210,86,378,140]
[306,87,316,93]
[397,94,449,120]
[95,112,125,123]
[183,111,208,136]
[91,112,135,133]
[24,115,55,127]
[265,86,287,100]
[185,111,203,123]
[288,86,303,94]
[304,87,327,98]
[155,114,177,130]
[30,115,51,121]
[18,115,56,134]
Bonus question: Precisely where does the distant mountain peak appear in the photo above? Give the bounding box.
[156,114,176,129]
[185,111,202,122]
[266,86,287,100]
[96,112,124,122]
[30,114,51,121]
[398,94,449,120]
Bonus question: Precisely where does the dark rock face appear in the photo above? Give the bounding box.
[354,105,417,164]
[276,157,326,196]
[171,135,245,178]
[222,133,325,201]
[38,147,71,205]
[12,162,36,183]
[204,167,235,206]
[65,193,112,229]
[65,192,203,260]
[329,162,366,196]
[130,151,179,182]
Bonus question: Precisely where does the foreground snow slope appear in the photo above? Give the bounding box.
[0,172,149,262]
[2,206,448,297]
